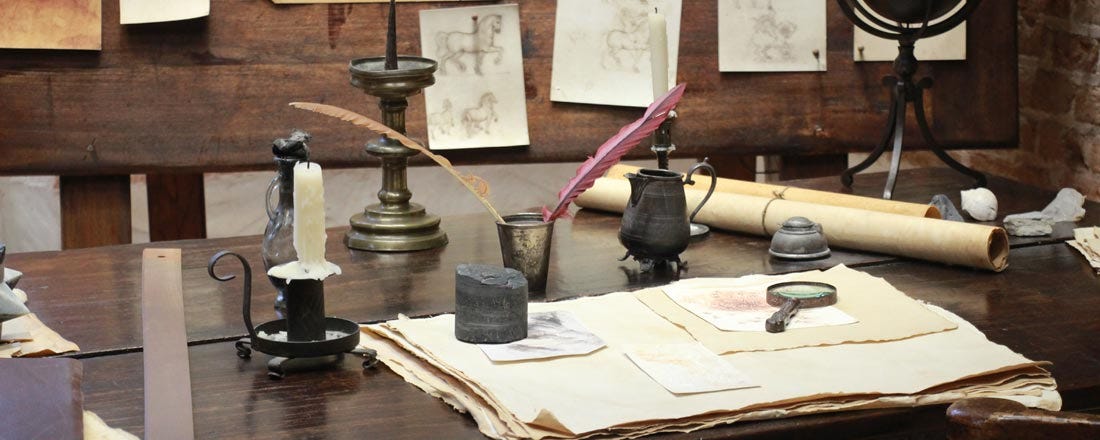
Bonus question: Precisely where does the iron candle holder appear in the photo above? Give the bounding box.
[208,251,376,379]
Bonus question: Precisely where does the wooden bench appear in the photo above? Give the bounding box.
[0,1,1018,248]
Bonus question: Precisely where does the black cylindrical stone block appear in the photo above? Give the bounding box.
[454,264,528,344]
[285,279,326,341]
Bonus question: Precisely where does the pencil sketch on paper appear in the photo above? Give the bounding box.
[718,0,826,72]
[748,2,798,63]
[420,4,529,149]
[428,99,455,139]
[461,92,499,136]
[435,14,503,76]
[478,311,606,362]
[550,0,683,107]
[600,0,653,73]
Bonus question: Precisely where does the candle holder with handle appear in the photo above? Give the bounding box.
[208,251,376,379]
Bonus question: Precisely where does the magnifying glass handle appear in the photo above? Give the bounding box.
[766,298,802,333]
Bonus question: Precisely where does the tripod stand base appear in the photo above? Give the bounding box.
[841,75,986,199]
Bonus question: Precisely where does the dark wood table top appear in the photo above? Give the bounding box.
[9,168,1100,439]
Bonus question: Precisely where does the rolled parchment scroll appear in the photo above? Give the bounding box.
[576,178,1008,271]
[605,164,941,219]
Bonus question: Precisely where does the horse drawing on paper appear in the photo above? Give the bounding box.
[436,14,504,76]
[428,99,456,139]
[462,92,499,137]
[601,0,652,72]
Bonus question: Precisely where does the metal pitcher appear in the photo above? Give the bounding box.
[619,160,717,265]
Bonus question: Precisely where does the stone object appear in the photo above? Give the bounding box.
[1003,216,1054,237]
[454,264,528,344]
[960,188,998,221]
[1041,188,1086,222]
[0,282,30,322]
[930,194,965,222]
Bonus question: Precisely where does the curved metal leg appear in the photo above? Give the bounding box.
[353,347,379,369]
[235,338,252,359]
[912,84,987,188]
[842,77,900,188]
[883,83,909,200]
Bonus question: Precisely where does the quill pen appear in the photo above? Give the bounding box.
[289,102,505,224]
[541,83,686,222]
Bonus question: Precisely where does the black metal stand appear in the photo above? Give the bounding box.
[210,251,378,380]
[841,42,986,199]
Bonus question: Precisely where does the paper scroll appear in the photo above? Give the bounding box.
[576,178,1008,271]
[606,164,941,218]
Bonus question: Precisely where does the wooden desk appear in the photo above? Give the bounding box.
[9,168,1100,439]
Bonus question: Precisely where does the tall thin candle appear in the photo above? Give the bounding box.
[385,0,398,70]
[648,8,669,102]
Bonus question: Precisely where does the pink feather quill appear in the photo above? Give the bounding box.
[541,83,686,222]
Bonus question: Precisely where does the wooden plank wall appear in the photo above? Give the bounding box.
[0,1,1017,247]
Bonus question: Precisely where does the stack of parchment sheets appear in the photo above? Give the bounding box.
[359,266,1059,439]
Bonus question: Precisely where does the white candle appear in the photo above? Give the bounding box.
[649,9,669,101]
[293,161,327,267]
[268,161,340,281]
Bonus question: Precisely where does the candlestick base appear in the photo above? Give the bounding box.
[346,202,448,252]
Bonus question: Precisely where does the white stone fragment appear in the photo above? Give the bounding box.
[1041,188,1086,222]
[960,188,998,221]
[1003,217,1053,237]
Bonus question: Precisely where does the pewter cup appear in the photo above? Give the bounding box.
[496,213,554,292]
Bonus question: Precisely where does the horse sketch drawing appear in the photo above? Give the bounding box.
[601,0,653,72]
[428,99,455,139]
[744,1,797,63]
[462,92,499,137]
[435,14,504,75]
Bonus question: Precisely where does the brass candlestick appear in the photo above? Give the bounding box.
[345,0,447,252]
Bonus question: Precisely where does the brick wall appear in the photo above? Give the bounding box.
[907,0,1100,200]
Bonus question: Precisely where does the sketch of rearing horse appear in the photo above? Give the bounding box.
[436,14,504,76]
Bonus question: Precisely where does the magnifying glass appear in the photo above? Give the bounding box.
[764,281,838,333]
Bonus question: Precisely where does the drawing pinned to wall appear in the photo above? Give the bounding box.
[853,25,966,62]
[718,0,827,72]
[420,4,529,150]
[0,0,101,50]
[120,0,209,24]
[551,0,683,108]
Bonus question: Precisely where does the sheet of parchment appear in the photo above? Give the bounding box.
[120,0,208,24]
[575,178,1008,271]
[639,265,957,353]
[1068,227,1100,274]
[420,4,530,149]
[624,342,757,394]
[84,411,139,440]
[0,314,80,357]
[367,290,1052,437]
[550,0,683,107]
[368,329,1057,440]
[661,273,858,332]
[0,0,101,50]
[273,0,471,3]
[854,24,966,62]
[718,0,827,72]
[605,164,940,218]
